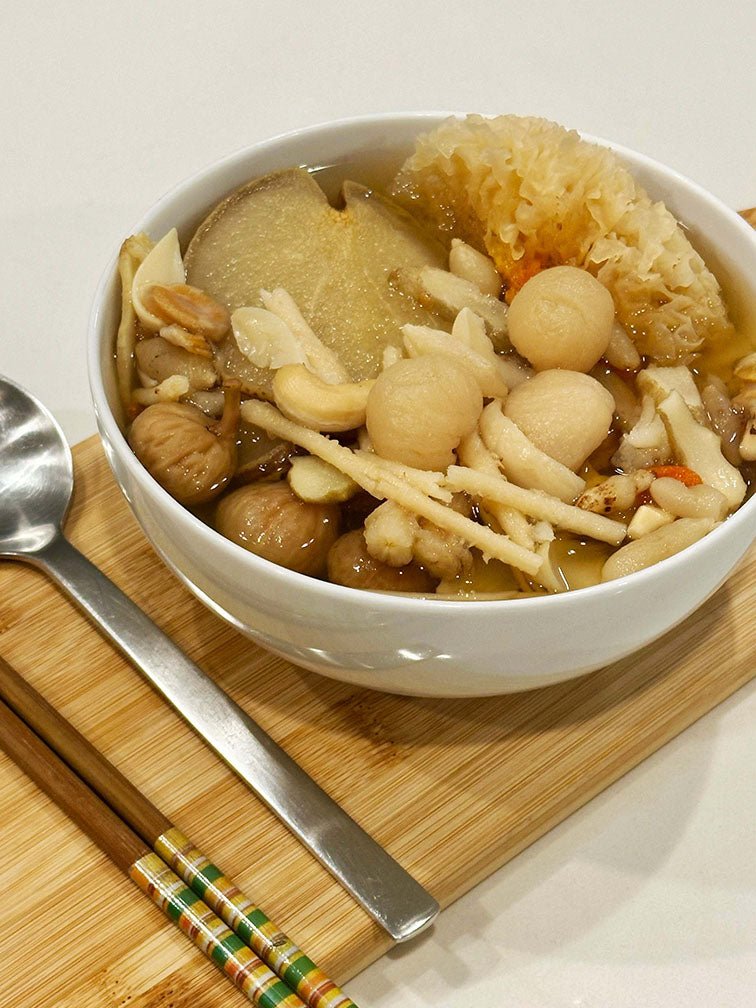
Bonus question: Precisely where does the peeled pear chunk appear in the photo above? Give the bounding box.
[184,168,446,396]
[342,180,446,329]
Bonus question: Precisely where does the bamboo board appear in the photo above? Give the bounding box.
[0,435,753,1008]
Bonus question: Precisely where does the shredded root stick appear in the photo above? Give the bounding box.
[116,233,154,413]
[457,430,535,550]
[353,451,452,502]
[241,400,543,576]
[445,466,628,545]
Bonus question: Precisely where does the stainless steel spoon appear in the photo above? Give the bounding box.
[0,374,439,941]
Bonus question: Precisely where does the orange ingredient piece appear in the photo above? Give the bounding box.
[488,240,554,303]
[648,465,703,487]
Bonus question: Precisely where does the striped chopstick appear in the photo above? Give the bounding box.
[0,658,357,1008]
[0,695,302,1007]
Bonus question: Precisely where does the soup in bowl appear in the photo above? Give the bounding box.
[88,113,756,696]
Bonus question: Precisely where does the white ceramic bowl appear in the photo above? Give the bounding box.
[88,113,756,697]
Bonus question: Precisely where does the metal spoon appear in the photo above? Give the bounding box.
[0,374,439,941]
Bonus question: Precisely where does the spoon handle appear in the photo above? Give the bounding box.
[29,532,439,942]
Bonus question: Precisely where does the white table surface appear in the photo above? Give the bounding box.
[1,2,754,1005]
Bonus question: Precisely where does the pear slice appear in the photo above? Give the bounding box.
[184,167,446,396]
[342,181,447,330]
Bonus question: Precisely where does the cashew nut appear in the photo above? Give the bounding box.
[273,363,374,432]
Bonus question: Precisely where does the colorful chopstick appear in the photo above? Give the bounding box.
[0,696,304,1007]
[154,826,354,1007]
[0,658,357,1008]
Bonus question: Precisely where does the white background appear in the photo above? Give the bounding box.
[1,2,754,1005]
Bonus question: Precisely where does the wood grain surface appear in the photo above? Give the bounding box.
[0,435,753,1008]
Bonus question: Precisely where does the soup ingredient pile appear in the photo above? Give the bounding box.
[115,114,756,598]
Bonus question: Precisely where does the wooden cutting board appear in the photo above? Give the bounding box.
[0,435,753,1008]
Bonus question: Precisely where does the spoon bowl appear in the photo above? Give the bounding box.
[0,377,73,556]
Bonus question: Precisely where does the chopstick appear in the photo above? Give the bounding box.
[0,694,303,1007]
[0,658,357,1008]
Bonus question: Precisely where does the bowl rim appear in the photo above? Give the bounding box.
[87,110,756,616]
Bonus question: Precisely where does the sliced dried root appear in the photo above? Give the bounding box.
[657,391,746,509]
[638,365,706,423]
[392,265,510,348]
[624,393,669,450]
[240,400,543,576]
[444,466,628,545]
[604,321,642,371]
[402,308,510,398]
[593,368,641,432]
[131,374,189,406]
[260,287,350,383]
[231,306,307,369]
[353,451,451,502]
[479,401,586,503]
[116,232,155,412]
